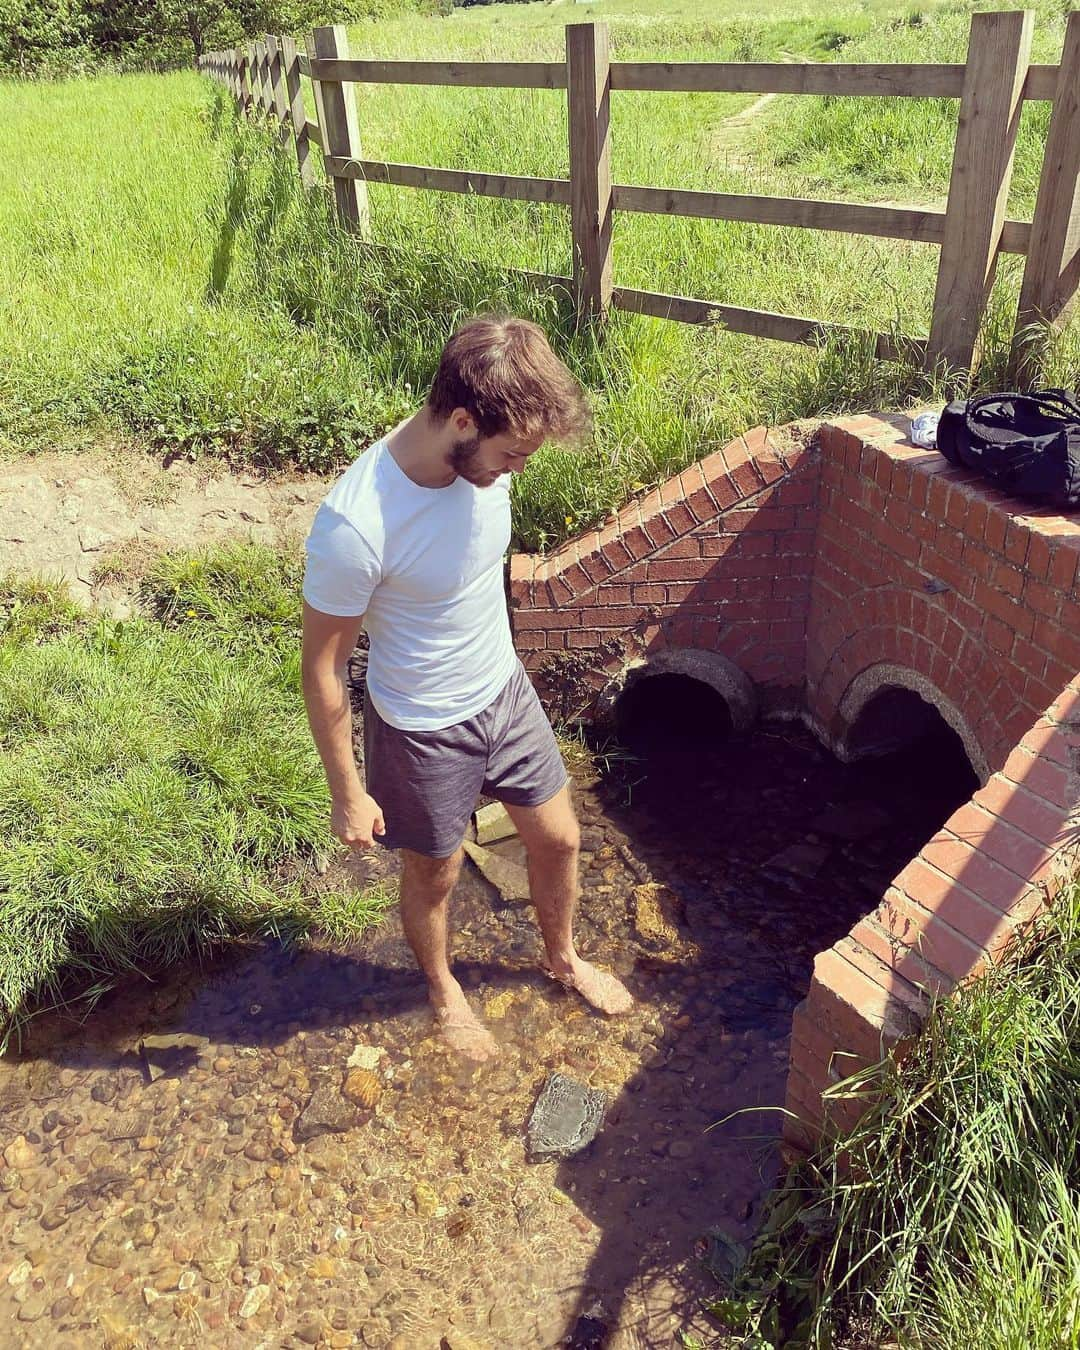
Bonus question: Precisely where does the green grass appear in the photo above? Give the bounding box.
[0,0,1077,552]
[0,552,393,1052]
[711,880,1080,1349]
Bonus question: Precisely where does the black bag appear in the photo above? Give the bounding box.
[936,389,1080,509]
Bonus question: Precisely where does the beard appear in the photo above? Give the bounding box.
[448,436,498,487]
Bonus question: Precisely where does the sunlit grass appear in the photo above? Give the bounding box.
[713,880,1080,1349]
[0,549,392,1051]
[0,0,1075,554]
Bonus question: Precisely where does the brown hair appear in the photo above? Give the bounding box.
[427,315,590,444]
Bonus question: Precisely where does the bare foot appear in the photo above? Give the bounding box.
[432,990,499,1062]
[544,959,634,1015]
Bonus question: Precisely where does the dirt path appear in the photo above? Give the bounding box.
[0,444,330,614]
[711,90,779,171]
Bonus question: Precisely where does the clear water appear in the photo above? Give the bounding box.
[0,719,974,1348]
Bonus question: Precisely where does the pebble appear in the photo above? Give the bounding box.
[17,1294,47,1321]
[4,1137,35,1170]
[238,1283,271,1318]
[7,1259,32,1286]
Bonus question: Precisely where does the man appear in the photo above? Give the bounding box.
[301,315,633,1062]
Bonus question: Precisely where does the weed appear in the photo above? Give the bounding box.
[711,882,1080,1348]
[0,545,391,1048]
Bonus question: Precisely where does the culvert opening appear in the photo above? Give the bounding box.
[595,674,982,1024]
[846,685,980,826]
[614,672,734,756]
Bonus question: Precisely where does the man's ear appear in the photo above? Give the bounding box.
[450,408,478,437]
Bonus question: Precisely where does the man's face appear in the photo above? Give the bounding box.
[448,428,544,488]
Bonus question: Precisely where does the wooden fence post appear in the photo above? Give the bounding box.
[1009,9,1080,385]
[310,25,370,236]
[281,34,317,189]
[267,35,291,146]
[926,10,1033,376]
[566,22,613,326]
[252,38,266,114]
[238,51,252,115]
[246,42,259,112]
[255,37,270,115]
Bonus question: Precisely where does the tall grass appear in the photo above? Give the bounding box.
[0,551,391,1051]
[711,881,1080,1349]
[0,0,1076,550]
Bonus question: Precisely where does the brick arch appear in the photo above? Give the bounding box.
[594,647,758,735]
[808,584,1007,778]
[835,661,990,784]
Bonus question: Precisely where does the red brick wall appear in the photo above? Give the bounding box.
[808,414,1080,781]
[510,411,1080,1145]
[509,426,821,719]
[787,680,1080,1148]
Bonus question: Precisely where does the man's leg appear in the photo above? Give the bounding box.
[503,786,633,1015]
[399,846,498,1062]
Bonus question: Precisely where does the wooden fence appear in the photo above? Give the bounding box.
[200,12,1080,382]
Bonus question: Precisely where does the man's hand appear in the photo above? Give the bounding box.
[331,793,386,850]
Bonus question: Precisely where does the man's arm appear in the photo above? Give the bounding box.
[301,600,385,849]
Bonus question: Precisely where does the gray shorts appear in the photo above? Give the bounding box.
[362,661,568,858]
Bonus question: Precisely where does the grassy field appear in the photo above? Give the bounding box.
[0,549,392,1051]
[1,0,1076,550]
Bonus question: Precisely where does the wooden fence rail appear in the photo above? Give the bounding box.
[199,11,1080,381]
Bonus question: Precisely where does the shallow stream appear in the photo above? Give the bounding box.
[0,708,974,1348]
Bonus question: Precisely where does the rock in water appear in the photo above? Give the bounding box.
[342,1069,381,1109]
[474,802,518,845]
[765,843,829,879]
[294,1083,356,1143]
[462,840,530,903]
[526,1074,606,1160]
[565,1304,607,1350]
[137,1032,211,1082]
[632,883,683,947]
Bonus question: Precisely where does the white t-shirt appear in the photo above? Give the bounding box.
[302,439,518,732]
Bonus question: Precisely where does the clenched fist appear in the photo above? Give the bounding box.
[331,792,386,850]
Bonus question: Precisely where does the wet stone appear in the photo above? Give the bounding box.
[17,1294,47,1321]
[764,843,830,879]
[87,1224,127,1269]
[579,826,605,853]
[526,1074,606,1160]
[294,1083,356,1143]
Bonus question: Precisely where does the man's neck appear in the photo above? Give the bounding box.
[385,407,456,489]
